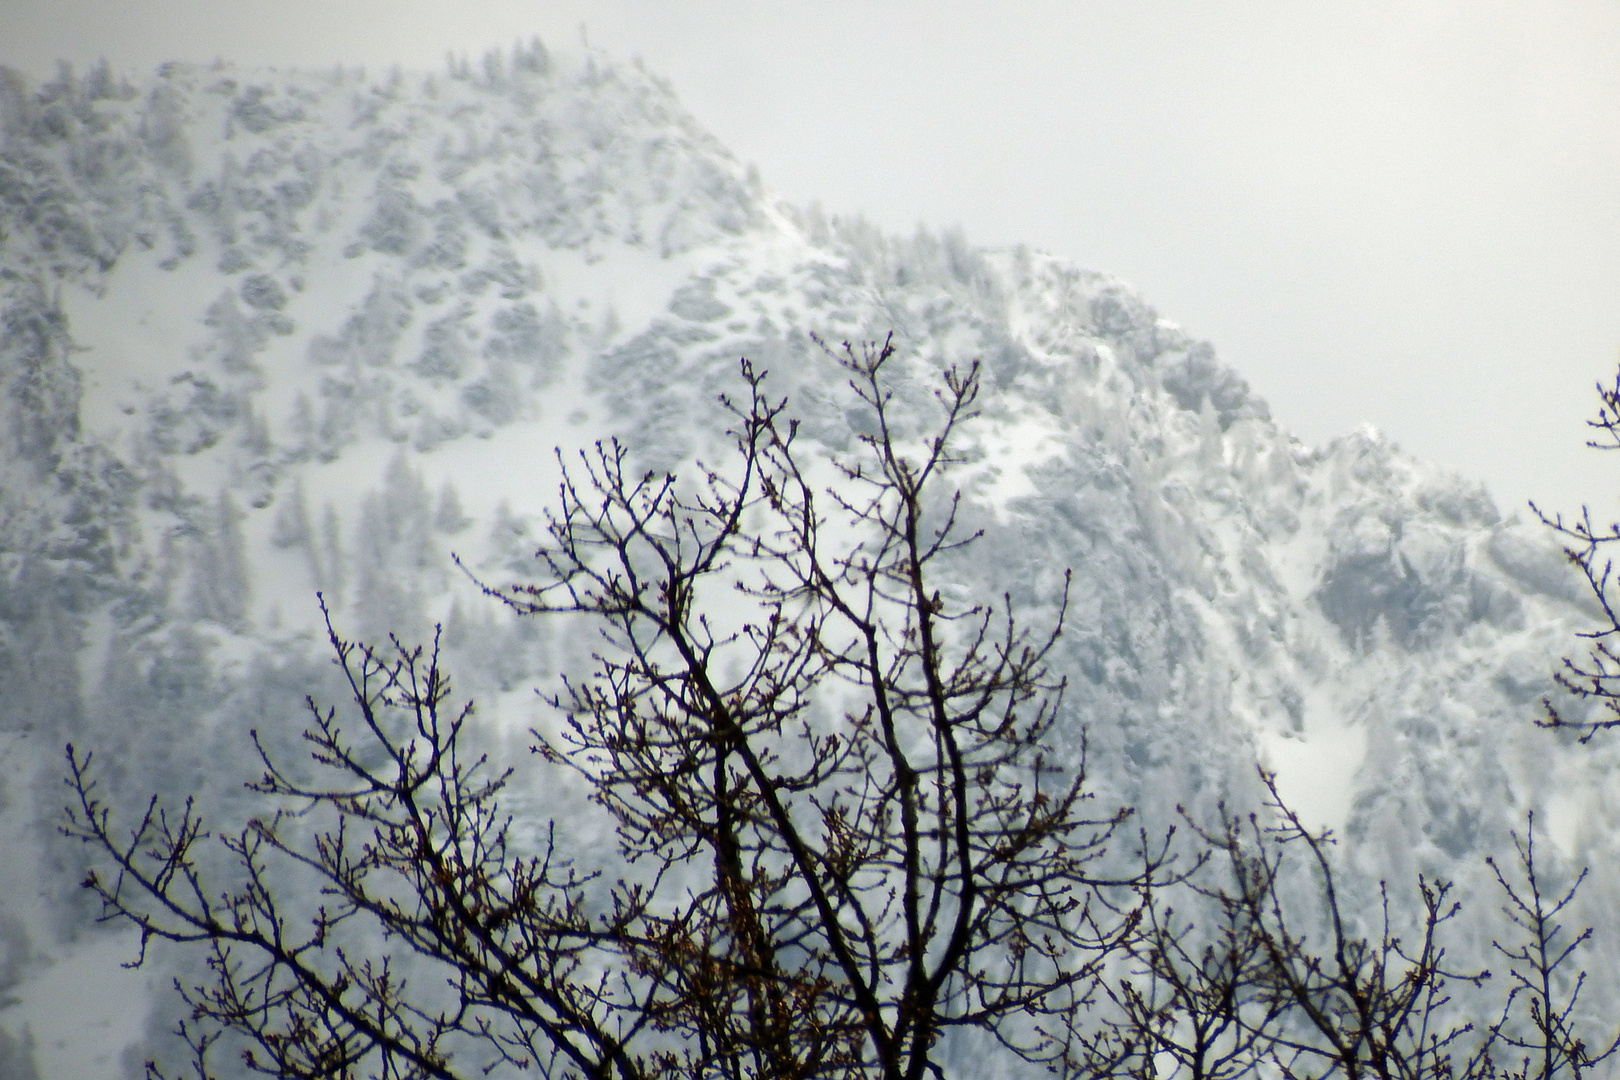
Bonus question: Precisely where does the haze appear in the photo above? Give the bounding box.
[2,0,1616,520]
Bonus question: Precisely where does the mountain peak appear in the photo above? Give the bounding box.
[0,46,1606,1080]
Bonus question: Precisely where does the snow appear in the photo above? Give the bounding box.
[1256,693,1371,834]
[0,45,1608,1080]
[0,933,151,1080]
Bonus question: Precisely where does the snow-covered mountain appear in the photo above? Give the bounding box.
[0,45,1612,1079]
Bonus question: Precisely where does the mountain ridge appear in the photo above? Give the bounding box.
[0,46,1610,1079]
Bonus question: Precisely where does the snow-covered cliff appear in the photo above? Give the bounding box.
[0,46,1610,1078]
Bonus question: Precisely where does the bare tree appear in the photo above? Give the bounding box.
[1086,849,1280,1080]
[65,338,1149,1080]
[78,338,1617,1080]
[1092,774,1492,1080]
[1535,366,1620,739]
[1485,814,1620,1080]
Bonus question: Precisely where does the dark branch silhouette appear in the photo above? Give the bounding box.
[66,340,1149,1080]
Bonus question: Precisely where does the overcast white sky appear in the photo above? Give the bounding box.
[2,0,1617,520]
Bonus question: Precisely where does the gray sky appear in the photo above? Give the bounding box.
[2,0,1617,520]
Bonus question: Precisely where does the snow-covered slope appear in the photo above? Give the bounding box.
[0,47,1610,1079]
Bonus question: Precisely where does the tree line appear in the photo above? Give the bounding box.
[64,338,1620,1080]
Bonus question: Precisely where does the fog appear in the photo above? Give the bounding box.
[3,0,1617,519]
